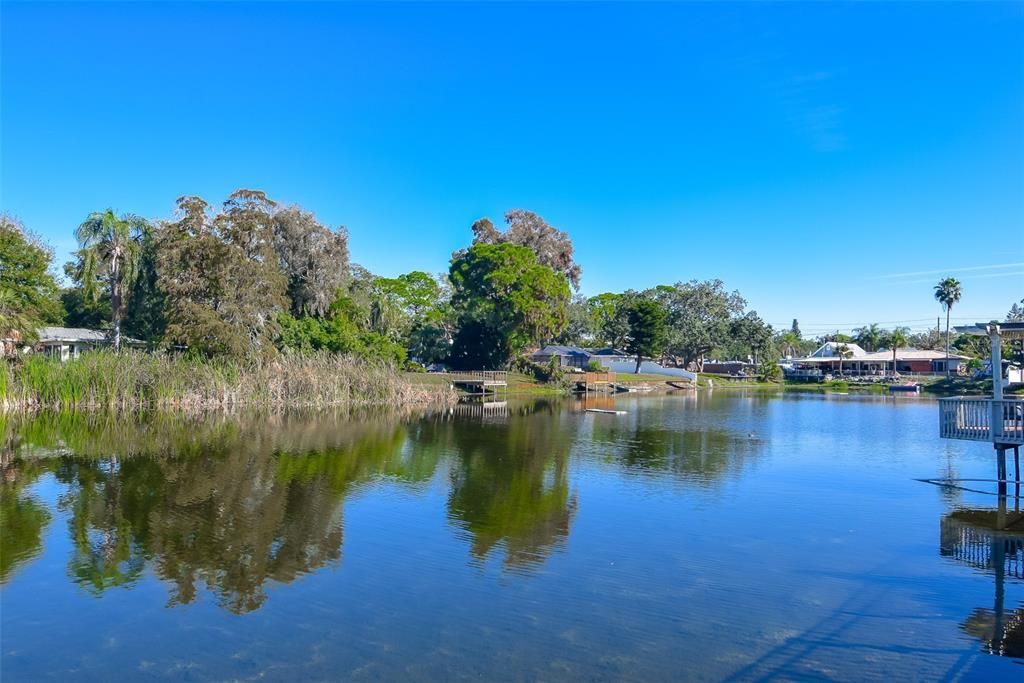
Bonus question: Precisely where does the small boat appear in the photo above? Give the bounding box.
[586,408,627,415]
[889,383,921,394]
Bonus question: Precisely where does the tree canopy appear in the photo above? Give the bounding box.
[624,299,666,373]
[448,243,570,369]
[652,279,746,370]
[469,210,582,289]
[0,215,63,346]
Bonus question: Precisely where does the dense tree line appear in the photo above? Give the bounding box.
[2,193,1014,373]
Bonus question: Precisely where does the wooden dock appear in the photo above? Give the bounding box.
[576,371,616,392]
[448,371,508,395]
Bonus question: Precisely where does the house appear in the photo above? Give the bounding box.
[787,342,967,376]
[33,327,145,361]
[530,345,594,369]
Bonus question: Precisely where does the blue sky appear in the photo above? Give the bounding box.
[2,1,1022,336]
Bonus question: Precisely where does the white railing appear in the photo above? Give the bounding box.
[939,398,1024,444]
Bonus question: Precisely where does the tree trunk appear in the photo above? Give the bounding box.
[634,354,642,374]
[945,308,951,379]
[110,259,122,353]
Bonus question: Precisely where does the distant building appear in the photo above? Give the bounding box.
[530,345,594,369]
[529,345,633,369]
[33,327,145,361]
[786,342,967,376]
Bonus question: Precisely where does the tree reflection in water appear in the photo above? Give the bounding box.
[1,398,766,612]
[2,410,434,613]
[440,401,579,570]
[1,415,54,583]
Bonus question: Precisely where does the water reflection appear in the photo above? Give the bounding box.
[0,452,53,583]
[941,501,1024,658]
[0,398,769,613]
[2,411,432,613]
[440,401,579,570]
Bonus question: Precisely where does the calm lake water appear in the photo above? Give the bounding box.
[2,392,1022,681]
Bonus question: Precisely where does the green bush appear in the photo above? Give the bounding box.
[756,361,782,383]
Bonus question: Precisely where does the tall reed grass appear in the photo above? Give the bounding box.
[1,351,455,411]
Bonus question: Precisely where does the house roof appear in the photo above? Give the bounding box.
[587,347,630,356]
[36,327,145,346]
[533,345,592,358]
[810,341,868,358]
[37,327,111,342]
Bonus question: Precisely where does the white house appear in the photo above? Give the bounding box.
[34,327,145,361]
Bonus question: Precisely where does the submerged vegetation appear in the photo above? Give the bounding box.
[0,351,454,410]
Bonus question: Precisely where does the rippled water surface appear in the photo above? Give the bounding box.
[2,392,1022,681]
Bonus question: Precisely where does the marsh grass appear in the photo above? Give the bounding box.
[1,351,456,410]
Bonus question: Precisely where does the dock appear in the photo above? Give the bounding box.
[576,371,616,392]
[938,320,1024,496]
[448,371,508,395]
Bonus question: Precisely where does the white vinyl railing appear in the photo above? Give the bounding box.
[939,398,1024,444]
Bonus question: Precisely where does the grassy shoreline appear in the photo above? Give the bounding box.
[2,352,457,411]
[407,369,1022,398]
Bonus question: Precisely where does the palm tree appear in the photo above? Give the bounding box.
[75,210,149,351]
[834,343,852,376]
[854,323,883,352]
[779,331,801,358]
[934,277,962,378]
[885,327,909,377]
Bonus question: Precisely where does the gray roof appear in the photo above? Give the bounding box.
[36,327,144,345]
[533,345,592,358]
[37,327,111,342]
[587,347,630,356]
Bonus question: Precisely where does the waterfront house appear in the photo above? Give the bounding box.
[33,327,145,361]
[786,342,966,376]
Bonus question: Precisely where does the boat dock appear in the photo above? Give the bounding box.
[938,320,1024,496]
[576,371,616,392]
[448,371,508,395]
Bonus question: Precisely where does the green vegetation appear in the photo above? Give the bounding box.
[448,242,570,370]
[73,209,149,351]
[0,215,62,345]
[3,193,1021,405]
[625,299,667,373]
[1,351,454,410]
[934,277,962,378]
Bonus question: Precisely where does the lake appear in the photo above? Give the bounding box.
[1,392,1022,681]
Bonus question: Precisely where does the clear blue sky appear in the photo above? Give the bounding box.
[2,1,1022,336]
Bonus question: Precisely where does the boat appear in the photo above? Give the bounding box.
[889,383,921,394]
[586,408,627,415]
